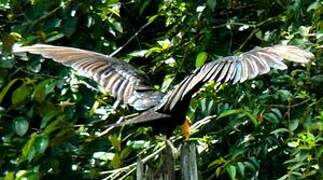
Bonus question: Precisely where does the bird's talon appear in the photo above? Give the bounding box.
[181,116,192,140]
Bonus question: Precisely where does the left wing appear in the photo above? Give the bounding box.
[13,44,164,111]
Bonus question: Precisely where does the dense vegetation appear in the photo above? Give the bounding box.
[0,0,322,179]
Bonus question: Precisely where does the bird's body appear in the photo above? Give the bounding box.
[13,44,313,137]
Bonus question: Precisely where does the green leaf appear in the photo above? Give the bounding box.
[237,162,245,177]
[0,78,20,104]
[218,109,258,127]
[264,112,280,124]
[109,135,121,151]
[32,82,46,103]
[271,108,283,119]
[208,157,226,168]
[21,133,48,162]
[270,128,290,135]
[289,119,299,132]
[200,98,207,113]
[21,133,37,162]
[63,17,77,37]
[40,109,61,129]
[1,33,15,52]
[218,109,241,119]
[128,50,148,57]
[278,90,292,101]
[244,161,256,172]
[311,75,323,85]
[26,56,42,73]
[226,165,236,180]
[242,110,259,127]
[32,79,55,103]
[11,84,32,106]
[207,0,217,11]
[34,135,49,154]
[161,74,175,92]
[0,57,15,68]
[93,152,114,161]
[120,147,132,160]
[43,116,65,135]
[14,117,29,136]
[195,52,208,68]
[112,153,121,168]
[45,33,64,43]
[215,166,222,177]
[4,171,14,180]
[15,170,38,180]
[307,1,320,12]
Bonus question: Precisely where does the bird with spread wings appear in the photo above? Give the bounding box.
[13,44,314,138]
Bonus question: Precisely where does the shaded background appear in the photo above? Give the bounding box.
[0,0,322,179]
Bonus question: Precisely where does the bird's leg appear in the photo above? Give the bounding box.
[181,116,192,140]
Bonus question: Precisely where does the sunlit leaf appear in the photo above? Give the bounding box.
[93,152,114,161]
[218,109,241,119]
[112,153,121,169]
[4,171,14,180]
[195,52,208,68]
[109,135,121,151]
[270,128,290,135]
[226,165,236,180]
[45,33,64,43]
[21,133,37,162]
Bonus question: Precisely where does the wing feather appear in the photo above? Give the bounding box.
[13,44,164,111]
[158,45,313,111]
[215,60,231,82]
[232,60,242,84]
[224,60,236,82]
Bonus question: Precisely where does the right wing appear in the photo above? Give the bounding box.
[160,45,313,111]
[13,44,164,111]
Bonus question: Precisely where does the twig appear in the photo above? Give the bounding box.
[237,28,259,51]
[212,17,277,30]
[27,1,70,32]
[100,145,165,179]
[269,99,310,109]
[191,115,216,131]
[97,113,138,137]
[109,17,156,57]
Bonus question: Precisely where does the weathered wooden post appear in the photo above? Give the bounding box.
[181,142,198,180]
[136,141,198,180]
[136,141,175,180]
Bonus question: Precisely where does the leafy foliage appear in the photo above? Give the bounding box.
[0,0,322,179]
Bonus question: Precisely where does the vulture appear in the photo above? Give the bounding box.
[13,44,313,138]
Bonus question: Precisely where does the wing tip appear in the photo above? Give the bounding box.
[271,45,314,64]
[12,44,28,53]
[12,43,51,53]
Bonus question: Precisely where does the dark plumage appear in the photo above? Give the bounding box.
[13,44,313,136]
